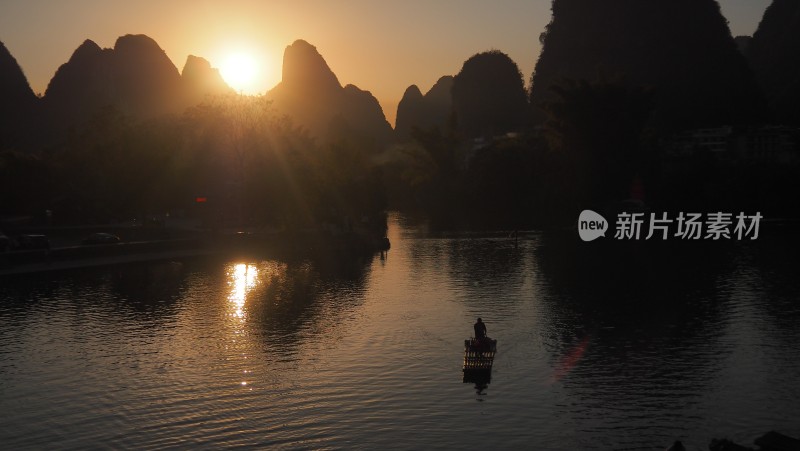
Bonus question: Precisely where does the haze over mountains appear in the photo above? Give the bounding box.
[1,34,234,149]
[1,35,396,151]
[265,40,394,148]
[1,0,799,155]
[42,35,229,134]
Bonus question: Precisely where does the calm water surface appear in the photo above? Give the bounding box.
[1,214,799,450]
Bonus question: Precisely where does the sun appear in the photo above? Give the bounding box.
[220,52,260,94]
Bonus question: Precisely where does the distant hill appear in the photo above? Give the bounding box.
[395,76,453,141]
[40,34,234,138]
[182,55,234,106]
[453,51,528,139]
[395,52,528,142]
[266,40,394,149]
[747,0,800,125]
[0,41,38,151]
[43,35,183,129]
[530,0,765,130]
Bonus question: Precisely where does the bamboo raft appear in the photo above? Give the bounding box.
[463,337,497,371]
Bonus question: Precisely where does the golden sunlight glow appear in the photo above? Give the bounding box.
[220,52,260,93]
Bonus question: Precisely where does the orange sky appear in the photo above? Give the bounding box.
[0,0,771,126]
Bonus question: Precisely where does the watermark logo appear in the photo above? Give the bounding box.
[578,210,609,242]
[578,211,762,241]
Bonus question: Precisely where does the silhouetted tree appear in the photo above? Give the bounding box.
[51,106,132,222]
[543,79,655,206]
[183,94,386,230]
[464,136,538,228]
[184,94,316,227]
[747,0,800,125]
[0,150,54,217]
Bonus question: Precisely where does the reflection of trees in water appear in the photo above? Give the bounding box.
[532,233,800,446]
[727,235,800,351]
[445,236,529,313]
[400,231,532,319]
[244,254,373,349]
[399,230,534,394]
[533,234,741,397]
[0,262,190,325]
[0,274,63,326]
[107,261,189,319]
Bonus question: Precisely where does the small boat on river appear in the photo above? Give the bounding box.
[463,337,497,372]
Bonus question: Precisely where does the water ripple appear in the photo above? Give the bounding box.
[2,226,800,449]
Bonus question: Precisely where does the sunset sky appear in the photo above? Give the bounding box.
[1,0,772,125]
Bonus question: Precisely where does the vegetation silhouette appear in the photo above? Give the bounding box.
[2,92,387,239]
[384,51,539,228]
[0,149,54,218]
[1,36,391,241]
[746,0,800,125]
[542,79,655,208]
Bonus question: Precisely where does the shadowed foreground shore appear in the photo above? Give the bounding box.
[0,226,389,277]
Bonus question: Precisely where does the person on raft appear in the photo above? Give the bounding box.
[474,318,487,341]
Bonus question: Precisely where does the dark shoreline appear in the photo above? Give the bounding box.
[0,228,390,277]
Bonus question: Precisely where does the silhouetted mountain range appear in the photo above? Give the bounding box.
[2,1,797,157]
[395,76,453,141]
[530,0,766,130]
[44,36,182,125]
[746,0,800,125]
[1,35,396,152]
[0,35,239,150]
[266,40,393,148]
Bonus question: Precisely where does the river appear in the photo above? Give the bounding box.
[1,214,799,450]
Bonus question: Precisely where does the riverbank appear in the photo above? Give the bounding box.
[0,227,390,277]
[0,239,214,277]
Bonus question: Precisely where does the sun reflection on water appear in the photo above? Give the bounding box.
[226,263,260,389]
[227,263,259,319]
